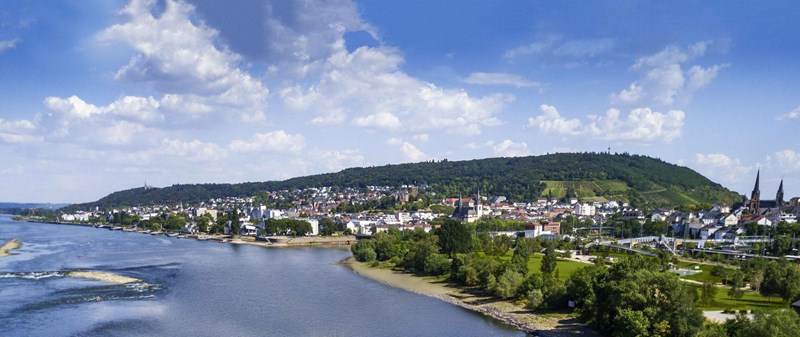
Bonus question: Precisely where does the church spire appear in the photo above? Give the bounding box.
[777,178,785,208]
[749,169,761,214]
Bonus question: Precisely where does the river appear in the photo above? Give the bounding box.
[0,216,524,336]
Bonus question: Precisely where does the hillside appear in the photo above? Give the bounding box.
[66,152,742,211]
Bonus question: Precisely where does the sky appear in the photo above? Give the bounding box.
[1,0,799,203]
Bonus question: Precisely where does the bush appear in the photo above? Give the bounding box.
[526,289,544,310]
[424,253,451,276]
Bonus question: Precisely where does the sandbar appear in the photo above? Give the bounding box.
[66,270,140,284]
[0,238,22,257]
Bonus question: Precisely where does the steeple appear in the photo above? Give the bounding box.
[777,178,785,208]
[749,169,761,214]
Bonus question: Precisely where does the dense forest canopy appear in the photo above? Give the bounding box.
[65,152,742,211]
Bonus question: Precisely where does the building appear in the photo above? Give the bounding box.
[748,170,786,216]
[573,203,596,217]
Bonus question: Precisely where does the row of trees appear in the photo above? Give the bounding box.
[258,218,313,237]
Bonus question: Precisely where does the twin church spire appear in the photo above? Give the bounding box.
[748,169,784,214]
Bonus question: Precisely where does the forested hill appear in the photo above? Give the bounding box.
[67,153,742,211]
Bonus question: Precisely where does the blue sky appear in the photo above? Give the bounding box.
[1,0,799,203]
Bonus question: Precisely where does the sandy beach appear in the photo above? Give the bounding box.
[0,238,22,257]
[342,257,599,337]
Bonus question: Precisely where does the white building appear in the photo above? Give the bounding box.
[573,203,596,217]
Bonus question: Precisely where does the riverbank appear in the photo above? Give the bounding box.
[0,238,22,257]
[11,218,355,248]
[341,257,599,337]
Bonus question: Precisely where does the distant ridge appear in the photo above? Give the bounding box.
[0,203,68,210]
[65,153,742,211]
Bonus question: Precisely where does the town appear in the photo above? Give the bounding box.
[52,170,800,260]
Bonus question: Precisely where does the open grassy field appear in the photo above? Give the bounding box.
[694,286,785,311]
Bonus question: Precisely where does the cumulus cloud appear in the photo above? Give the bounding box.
[491,140,530,157]
[229,130,305,153]
[527,104,684,142]
[778,106,800,120]
[694,153,751,185]
[611,41,727,106]
[352,111,402,129]
[0,118,40,144]
[586,108,685,142]
[463,72,542,88]
[527,104,581,135]
[96,0,268,122]
[281,44,510,135]
[386,138,429,162]
[311,149,366,171]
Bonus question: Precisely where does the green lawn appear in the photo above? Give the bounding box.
[694,286,786,310]
[496,250,591,281]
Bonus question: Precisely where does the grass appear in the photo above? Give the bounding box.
[694,286,786,311]
[496,250,591,281]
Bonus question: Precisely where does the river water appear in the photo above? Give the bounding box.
[0,216,524,337]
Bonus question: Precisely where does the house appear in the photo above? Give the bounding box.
[718,214,738,226]
[699,225,719,240]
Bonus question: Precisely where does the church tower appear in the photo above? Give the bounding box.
[749,170,761,214]
[776,178,785,208]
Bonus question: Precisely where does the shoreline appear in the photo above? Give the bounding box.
[341,257,599,337]
[9,218,355,248]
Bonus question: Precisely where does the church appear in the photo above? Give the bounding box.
[747,169,785,216]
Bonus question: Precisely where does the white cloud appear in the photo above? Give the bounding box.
[158,138,226,162]
[767,150,800,172]
[96,0,269,122]
[229,130,305,153]
[97,120,148,145]
[613,41,727,106]
[312,149,366,171]
[386,138,429,162]
[527,104,582,135]
[463,72,542,88]
[503,37,558,59]
[412,134,429,142]
[778,106,800,120]
[0,39,20,52]
[0,118,40,144]
[527,104,684,142]
[586,108,685,142]
[352,111,402,129]
[492,140,530,157]
[609,83,644,105]
[504,37,614,61]
[280,37,510,135]
[694,153,751,185]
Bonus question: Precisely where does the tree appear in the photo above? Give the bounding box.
[351,239,377,262]
[724,310,800,337]
[760,260,800,303]
[493,269,525,299]
[541,243,558,276]
[700,282,717,306]
[727,270,744,301]
[435,218,474,257]
[373,231,401,261]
